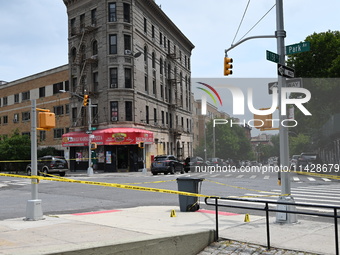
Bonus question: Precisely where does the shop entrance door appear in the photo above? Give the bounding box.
[117,146,129,172]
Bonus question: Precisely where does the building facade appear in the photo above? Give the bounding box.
[62,0,195,171]
[0,65,70,154]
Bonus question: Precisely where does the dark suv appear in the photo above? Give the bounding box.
[296,153,321,171]
[184,156,206,172]
[151,155,184,175]
[26,156,68,177]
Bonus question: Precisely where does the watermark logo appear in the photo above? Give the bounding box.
[196,82,223,115]
[198,81,312,128]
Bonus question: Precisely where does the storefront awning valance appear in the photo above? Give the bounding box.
[62,128,154,147]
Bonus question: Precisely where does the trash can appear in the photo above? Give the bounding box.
[176,177,204,212]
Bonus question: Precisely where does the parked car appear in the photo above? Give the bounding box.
[296,153,321,170]
[207,157,224,166]
[26,156,68,177]
[290,155,300,170]
[151,155,184,175]
[184,156,206,172]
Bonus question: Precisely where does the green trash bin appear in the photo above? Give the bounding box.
[176,177,204,212]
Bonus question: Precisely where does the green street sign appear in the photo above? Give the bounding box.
[91,127,97,131]
[266,50,280,63]
[286,41,310,55]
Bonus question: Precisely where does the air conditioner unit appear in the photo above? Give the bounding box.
[124,50,132,55]
[13,119,18,123]
[90,55,98,60]
[111,117,118,121]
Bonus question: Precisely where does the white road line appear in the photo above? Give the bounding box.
[250,175,257,179]
[293,177,300,182]
[264,176,270,179]
[322,178,332,182]
[307,177,316,181]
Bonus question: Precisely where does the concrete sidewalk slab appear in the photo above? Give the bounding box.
[0,206,337,255]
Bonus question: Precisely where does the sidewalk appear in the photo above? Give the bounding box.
[0,206,335,255]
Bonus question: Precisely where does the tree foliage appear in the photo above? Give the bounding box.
[194,120,253,160]
[0,130,31,173]
[286,30,340,152]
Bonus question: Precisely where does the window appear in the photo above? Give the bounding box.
[71,18,76,35]
[22,91,30,101]
[3,116,8,124]
[152,52,156,69]
[108,3,117,22]
[152,25,155,39]
[22,111,30,121]
[154,108,157,124]
[160,32,163,45]
[93,72,98,92]
[54,105,64,116]
[3,97,8,106]
[53,82,63,94]
[92,40,98,55]
[22,132,30,138]
[65,104,70,115]
[124,68,132,88]
[39,87,45,98]
[124,34,131,52]
[39,130,46,142]
[123,3,130,23]
[109,34,117,54]
[72,77,77,92]
[110,101,118,121]
[144,18,147,34]
[145,76,148,92]
[0,98,1,107]
[153,79,156,95]
[160,58,163,75]
[54,128,64,139]
[125,101,132,121]
[91,8,97,25]
[65,80,69,91]
[14,94,19,103]
[80,14,85,30]
[72,107,77,123]
[146,106,149,124]
[13,113,19,123]
[109,68,118,88]
[161,111,164,125]
[92,104,98,123]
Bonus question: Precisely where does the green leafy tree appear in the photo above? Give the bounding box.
[194,120,253,160]
[0,130,31,173]
[286,30,340,151]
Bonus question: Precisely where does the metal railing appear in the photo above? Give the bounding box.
[205,196,340,255]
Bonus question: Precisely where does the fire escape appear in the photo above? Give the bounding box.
[71,18,98,127]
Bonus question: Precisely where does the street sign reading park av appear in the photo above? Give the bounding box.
[286,41,310,55]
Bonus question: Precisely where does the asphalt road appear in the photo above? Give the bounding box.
[1,168,339,221]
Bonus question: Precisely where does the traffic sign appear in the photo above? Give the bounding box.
[268,82,278,94]
[278,64,295,78]
[266,50,280,63]
[286,42,310,55]
[286,78,303,88]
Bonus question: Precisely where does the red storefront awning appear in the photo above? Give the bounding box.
[62,128,154,147]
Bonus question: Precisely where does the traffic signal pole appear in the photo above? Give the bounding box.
[224,0,296,224]
[275,0,297,224]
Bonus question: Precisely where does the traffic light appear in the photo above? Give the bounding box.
[38,112,56,130]
[253,113,273,130]
[138,142,144,148]
[224,57,233,76]
[83,94,89,106]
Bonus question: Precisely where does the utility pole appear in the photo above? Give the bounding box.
[275,0,297,224]
[26,99,43,221]
[87,97,94,177]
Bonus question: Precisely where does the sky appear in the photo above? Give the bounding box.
[1,0,339,135]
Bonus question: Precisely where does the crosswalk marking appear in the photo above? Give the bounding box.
[322,178,331,182]
[307,177,316,181]
[236,175,244,178]
[293,177,300,182]
[264,175,270,179]
[250,175,257,179]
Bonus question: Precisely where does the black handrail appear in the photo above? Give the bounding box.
[205,196,340,255]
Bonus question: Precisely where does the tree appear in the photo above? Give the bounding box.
[194,120,253,160]
[286,30,340,151]
[0,130,31,173]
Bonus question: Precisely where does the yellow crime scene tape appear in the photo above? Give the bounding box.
[0,173,213,198]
